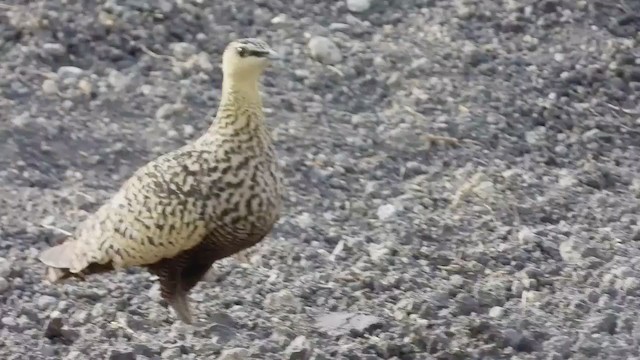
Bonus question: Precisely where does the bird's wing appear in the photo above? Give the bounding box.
[45,148,219,272]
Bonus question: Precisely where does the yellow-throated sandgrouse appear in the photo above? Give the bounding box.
[37,38,283,324]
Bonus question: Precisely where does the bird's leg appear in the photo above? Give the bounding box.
[149,258,193,324]
[180,241,218,294]
[180,258,216,294]
[166,278,192,325]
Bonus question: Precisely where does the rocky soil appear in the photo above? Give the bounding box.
[1,0,639,359]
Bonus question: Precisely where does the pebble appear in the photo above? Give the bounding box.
[42,79,59,94]
[581,128,602,142]
[158,0,174,12]
[183,124,195,138]
[588,312,617,334]
[169,42,197,60]
[195,52,214,71]
[44,317,65,340]
[543,335,573,357]
[0,258,11,278]
[91,303,106,318]
[0,278,8,293]
[57,66,84,78]
[489,306,505,318]
[37,295,57,309]
[1,317,16,327]
[264,289,302,312]
[454,293,480,315]
[207,323,237,345]
[308,36,342,65]
[155,103,185,120]
[10,112,30,127]
[575,334,601,356]
[502,328,537,352]
[522,290,543,304]
[346,0,371,12]
[622,277,640,294]
[43,42,66,56]
[41,346,57,357]
[284,336,313,360]
[108,351,136,360]
[64,351,83,360]
[295,212,314,228]
[217,348,249,360]
[160,347,182,359]
[367,243,389,262]
[70,310,89,325]
[525,127,546,145]
[316,312,383,336]
[559,239,583,263]
[558,174,578,188]
[107,69,130,91]
[517,228,537,243]
[329,23,350,31]
[376,204,396,220]
[511,280,525,297]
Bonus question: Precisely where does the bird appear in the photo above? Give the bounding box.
[37,38,283,324]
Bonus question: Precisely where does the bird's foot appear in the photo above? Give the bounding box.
[169,292,193,325]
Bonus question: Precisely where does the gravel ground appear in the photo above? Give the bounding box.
[1,0,639,359]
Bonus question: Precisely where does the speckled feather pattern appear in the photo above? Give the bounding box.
[66,88,282,272]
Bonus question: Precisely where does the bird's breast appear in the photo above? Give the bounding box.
[199,151,282,236]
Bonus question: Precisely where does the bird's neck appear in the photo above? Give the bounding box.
[208,77,264,133]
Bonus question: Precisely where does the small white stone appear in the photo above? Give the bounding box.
[37,295,57,309]
[581,128,601,142]
[218,348,250,360]
[296,212,314,228]
[1,317,16,327]
[517,228,537,243]
[559,239,582,263]
[107,69,129,91]
[0,278,9,293]
[521,290,543,305]
[368,243,389,262]
[558,174,578,188]
[195,52,213,71]
[0,258,11,277]
[57,66,83,78]
[271,13,288,24]
[41,215,55,226]
[43,42,66,56]
[377,204,396,220]
[42,79,59,94]
[155,103,184,120]
[10,112,30,127]
[489,306,504,318]
[264,289,301,312]
[284,335,313,360]
[183,124,195,137]
[308,36,342,65]
[169,42,197,60]
[346,0,371,12]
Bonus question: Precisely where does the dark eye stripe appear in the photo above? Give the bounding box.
[247,50,268,57]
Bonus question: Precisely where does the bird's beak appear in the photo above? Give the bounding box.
[267,49,280,60]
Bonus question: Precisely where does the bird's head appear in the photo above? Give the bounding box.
[222,38,278,81]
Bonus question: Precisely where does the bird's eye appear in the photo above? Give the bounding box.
[237,47,248,57]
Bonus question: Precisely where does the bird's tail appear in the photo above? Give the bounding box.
[38,240,113,282]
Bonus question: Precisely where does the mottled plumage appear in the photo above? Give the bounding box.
[38,38,283,324]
